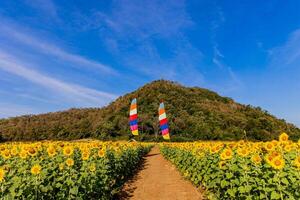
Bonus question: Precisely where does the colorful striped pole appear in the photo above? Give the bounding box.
[129,98,139,136]
[158,102,170,140]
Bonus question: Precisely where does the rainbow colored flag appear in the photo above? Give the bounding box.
[129,98,139,136]
[158,102,170,140]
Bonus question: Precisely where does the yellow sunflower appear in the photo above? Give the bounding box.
[270,157,285,170]
[65,158,74,167]
[27,147,37,157]
[59,163,64,171]
[218,161,227,169]
[279,132,289,142]
[220,148,233,160]
[264,142,275,151]
[19,150,28,159]
[294,156,300,169]
[63,146,73,157]
[98,149,105,158]
[1,149,11,159]
[31,164,42,175]
[81,151,90,161]
[251,154,262,165]
[0,168,5,182]
[284,144,292,152]
[237,148,249,157]
[47,146,56,157]
[89,163,96,172]
[10,147,18,156]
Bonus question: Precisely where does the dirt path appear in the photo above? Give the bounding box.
[118,146,203,200]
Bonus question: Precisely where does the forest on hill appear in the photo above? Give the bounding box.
[0,80,299,141]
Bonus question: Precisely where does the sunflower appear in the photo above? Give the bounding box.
[81,151,90,161]
[59,163,64,171]
[1,149,11,159]
[251,154,262,165]
[98,149,105,158]
[19,150,28,159]
[284,144,292,152]
[265,151,281,165]
[65,158,74,167]
[220,148,233,160]
[2,165,10,172]
[294,156,300,169]
[47,146,56,157]
[218,161,227,169]
[279,132,289,142]
[31,164,42,175]
[27,147,37,157]
[270,157,285,170]
[237,148,249,157]
[89,163,96,172]
[63,146,73,157]
[264,142,275,151]
[210,146,219,154]
[0,168,5,182]
[10,147,18,156]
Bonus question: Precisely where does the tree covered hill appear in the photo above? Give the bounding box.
[0,80,299,141]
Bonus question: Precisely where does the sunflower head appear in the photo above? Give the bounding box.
[47,146,56,157]
[220,148,233,160]
[1,150,11,159]
[31,164,42,175]
[283,144,292,152]
[264,142,274,151]
[89,163,96,172]
[218,161,227,169]
[294,156,300,169]
[81,151,90,161]
[19,150,28,159]
[66,158,74,167]
[0,168,5,182]
[237,148,249,157]
[251,154,262,165]
[27,147,37,157]
[279,132,289,142]
[63,146,74,157]
[271,157,285,170]
[98,149,105,158]
[59,163,64,171]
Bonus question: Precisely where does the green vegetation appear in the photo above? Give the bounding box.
[0,80,299,141]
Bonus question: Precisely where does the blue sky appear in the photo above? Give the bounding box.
[0,0,300,126]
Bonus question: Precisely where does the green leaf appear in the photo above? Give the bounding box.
[70,186,78,195]
[226,173,234,179]
[281,178,289,185]
[227,188,236,197]
[271,191,281,200]
[221,180,228,188]
[238,186,245,193]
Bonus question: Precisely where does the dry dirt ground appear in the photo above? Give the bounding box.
[117,146,203,200]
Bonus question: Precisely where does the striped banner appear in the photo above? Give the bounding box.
[158,102,170,140]
[129,98,139,136]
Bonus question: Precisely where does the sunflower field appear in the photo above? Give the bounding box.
[0,140,152,199]
[161,133,300,200]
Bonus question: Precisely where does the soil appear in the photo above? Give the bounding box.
[117,146,203,200]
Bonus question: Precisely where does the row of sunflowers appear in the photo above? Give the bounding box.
[160,133,300,200]
[0,140,152,199]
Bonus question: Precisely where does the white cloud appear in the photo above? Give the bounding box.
[86,0,204,85]
[0,51,117,106]
[0,19,117,75]
[269,29,300,67]
[24,0,58,19]
[0,103,39,118]
[97,0,193,39]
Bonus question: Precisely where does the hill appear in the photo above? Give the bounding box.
[0,80,299,141]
